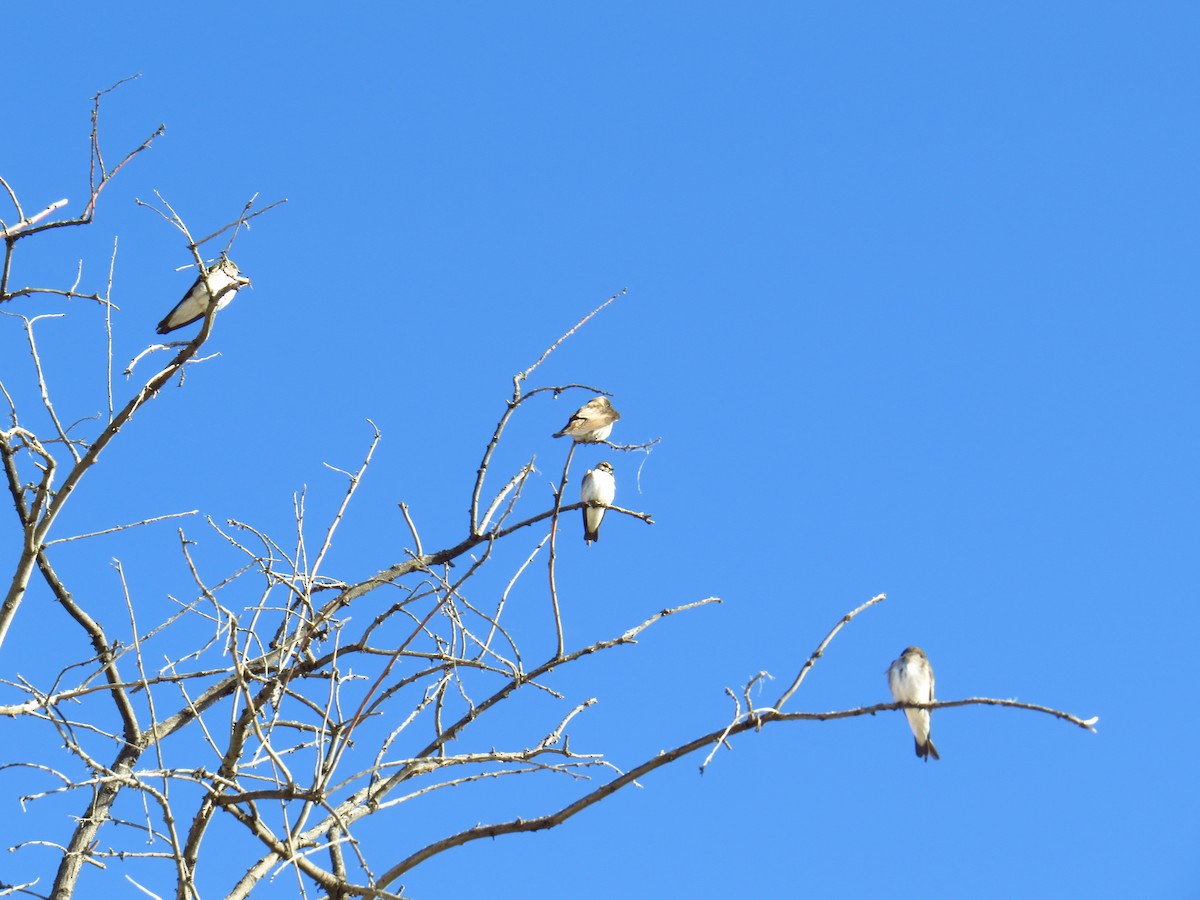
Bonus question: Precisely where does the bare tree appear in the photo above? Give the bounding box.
[0,83,1097,900]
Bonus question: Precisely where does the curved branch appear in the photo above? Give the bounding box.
[375,693,1097,886]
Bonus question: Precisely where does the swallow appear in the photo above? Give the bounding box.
[552,396,620,443]
[156,258,250,334]
[580,461,616,543]
[887,646,941,761]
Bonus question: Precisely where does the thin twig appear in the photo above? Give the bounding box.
[774,593,886,711]
[547,442,577,659]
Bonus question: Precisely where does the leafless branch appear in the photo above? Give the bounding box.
[44,510,198,546]
[516,289,627,385]
[0,97,1098,900]
[774,592,886,711]
[377,686,1094,887]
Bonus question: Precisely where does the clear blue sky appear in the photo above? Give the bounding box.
[2,4,1197,898]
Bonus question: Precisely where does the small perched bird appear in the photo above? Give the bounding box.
[156,258,251,335]
[553,396,620,443]
[887,646,941,761]
[580,461,616,544]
